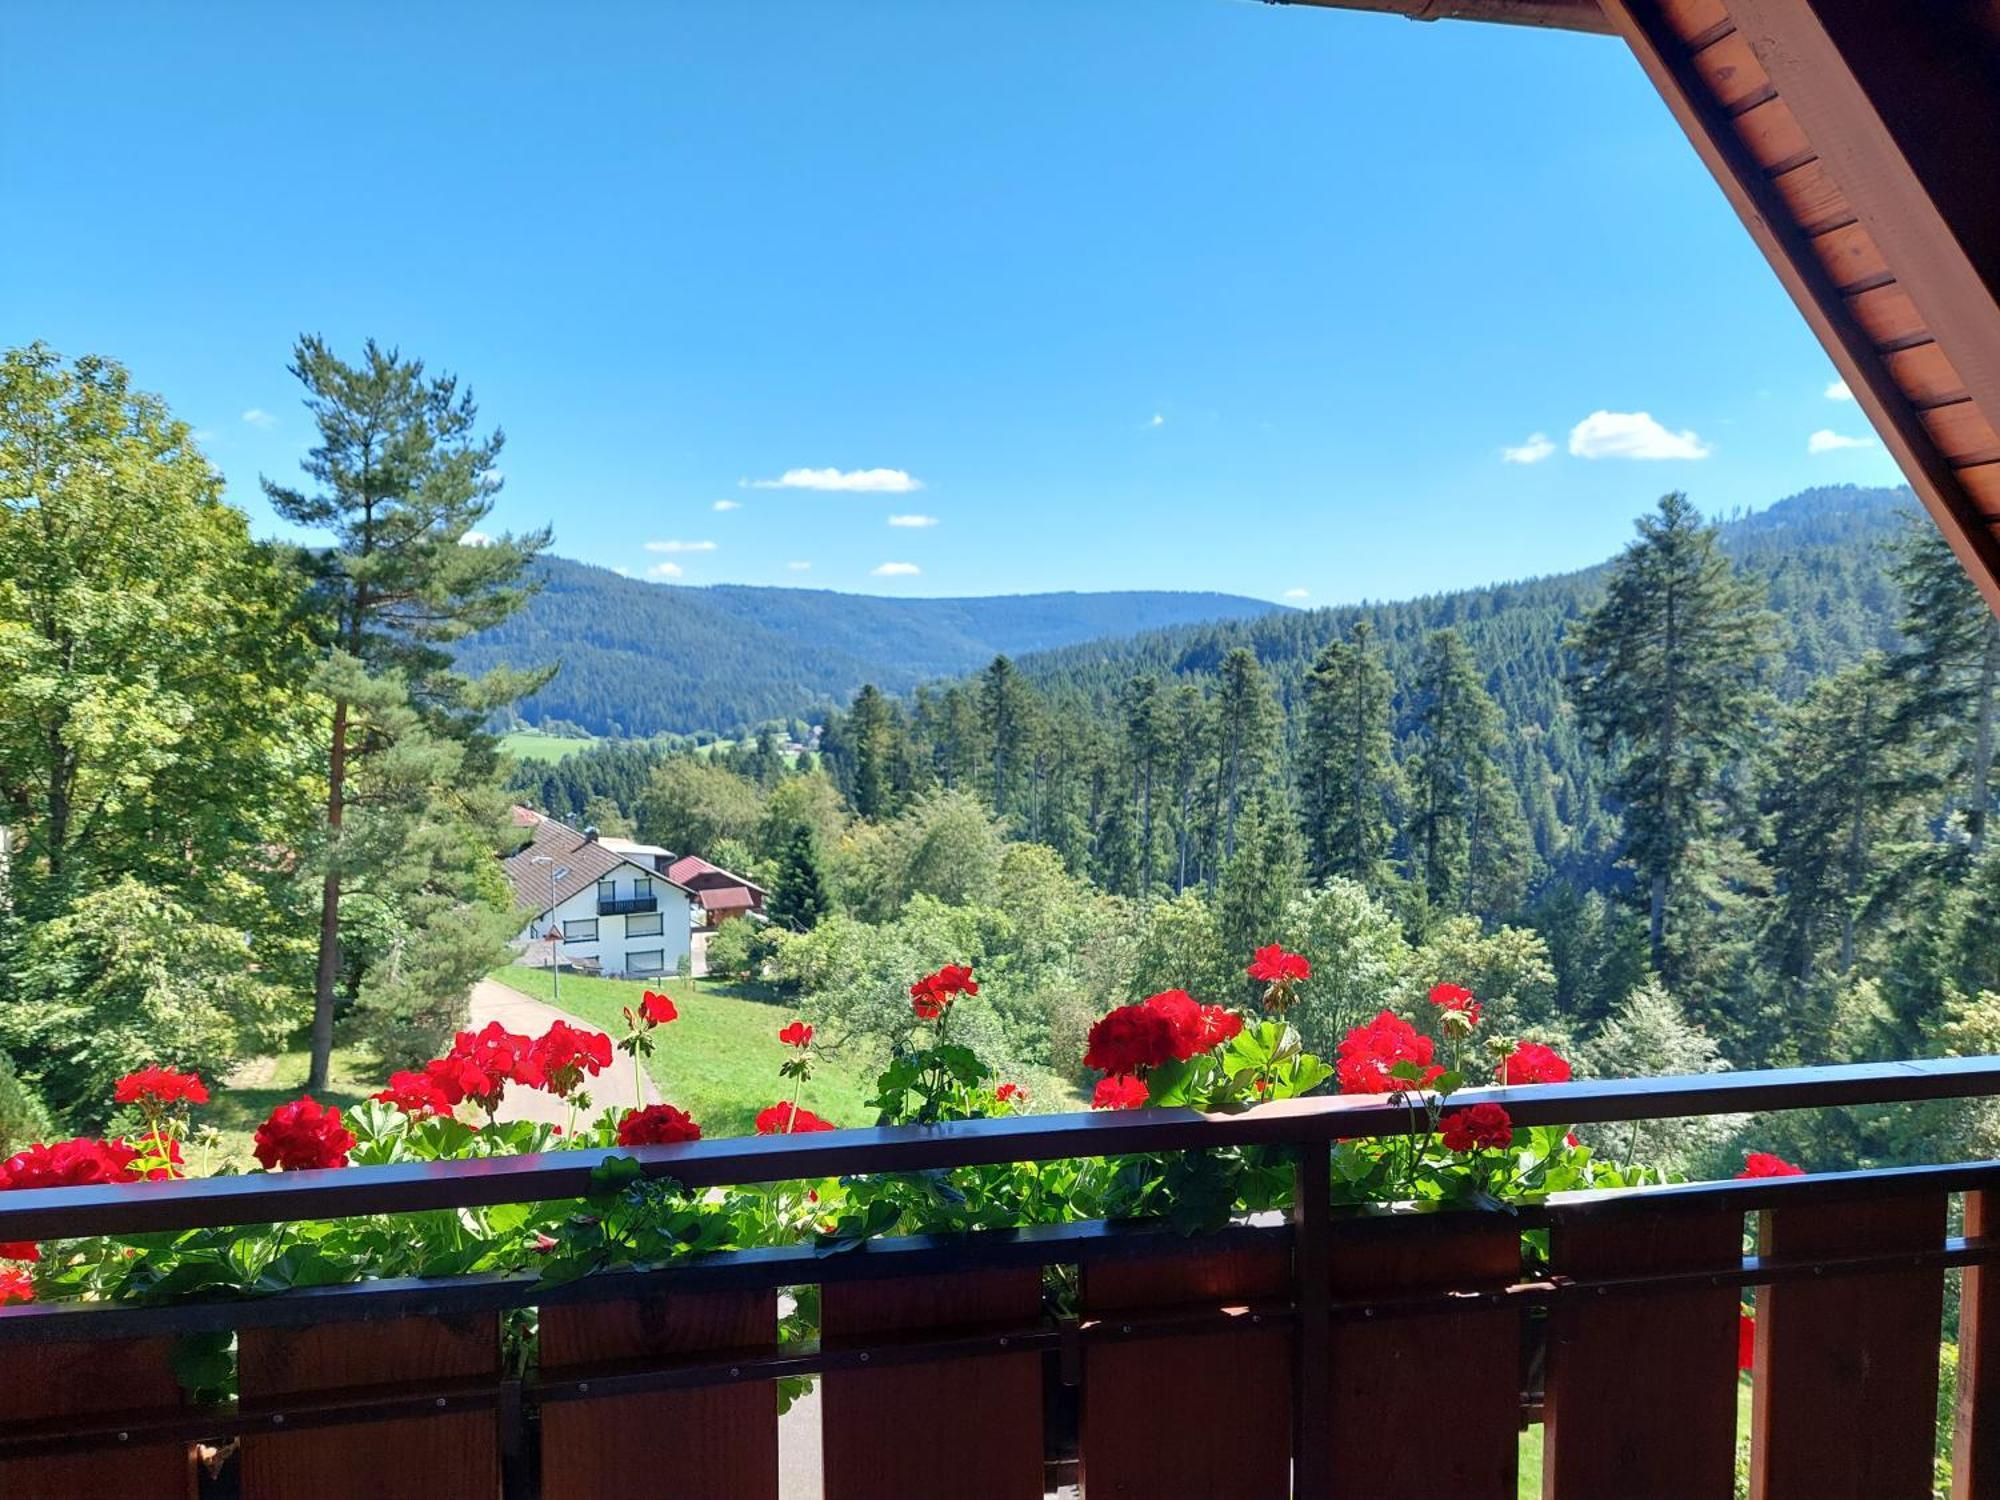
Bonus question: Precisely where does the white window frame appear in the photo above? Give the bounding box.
[626,911,664,938]
[562,918,599,943]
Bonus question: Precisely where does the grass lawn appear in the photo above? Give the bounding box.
[492,966,878,1137]
[499,729,600,762]
[205,1037,378,1167]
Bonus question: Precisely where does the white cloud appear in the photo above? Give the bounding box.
[1825,379,1854,402]
[1567,410,1712,461]
[887,513,939,528]
[1502,432,1556,465]
[241,408,276,428]
[1808,428,1876,454]
[614,566,632,577]
[1149,413,1165,428]
[480,467,504,485]
[872,561,921,577]
[191,428,217,443]
[748,467,923,493]
[458,530,495,547]
[712,499,741,512]
[644,539,717,553]
[1283,588,1309,600]
[646,560,684,579]
[786,561,812,572]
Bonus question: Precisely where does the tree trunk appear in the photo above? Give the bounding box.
[307,699,349,1093]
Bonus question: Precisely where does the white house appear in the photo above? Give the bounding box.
[503,808,696,979]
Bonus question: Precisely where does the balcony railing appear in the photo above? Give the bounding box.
[5,1057,2000,1496]
[597,894,658,916]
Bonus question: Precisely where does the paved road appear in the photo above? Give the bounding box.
[466,977,658,1126]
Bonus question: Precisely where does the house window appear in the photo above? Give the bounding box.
[627,911,663,938]
[633,875,653,899]
[597,878,617,905]
[562,918,598,943]
[628,949,665,977]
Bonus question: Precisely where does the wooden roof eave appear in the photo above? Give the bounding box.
[1271,0,1613,32]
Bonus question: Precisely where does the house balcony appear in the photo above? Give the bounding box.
[597,894,658,917]
[5,1058,2000,1496]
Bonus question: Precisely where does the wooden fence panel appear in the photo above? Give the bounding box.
[238,1312,500,1500]
[1750,1193,1948,1500]
[820,1268,1044,1500]
[1079,1245,1292,1499]
[0,1336,193,1500]
[1542,1206,1743,1499]
[1957,1191,2000,1498]
[1328,1215,1522,1500]
[539,1290,778,1500]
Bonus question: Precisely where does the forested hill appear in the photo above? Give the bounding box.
[453,559,1283,736]
[1013,484,1920,872]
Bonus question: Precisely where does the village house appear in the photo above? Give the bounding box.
[666,852,768,929]
[503,807,696,979]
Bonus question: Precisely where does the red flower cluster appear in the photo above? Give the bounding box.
[0,1266,31,1305]
[1440,1102,1514,1153]
[530,1021,613,1099]
[113,1066,209,1107]
[778,1021,813,1049]
[1736,1151,1805,1180]
[0,1136,154,1189]
[1083,1003,1178,1075]
[640,990,678,1026]
[617,1104,702,1146]
[252,1098,354,1172]
[1500,1041,1572,1086]
[419,1023,545,1114]
[1140,989,1245,1061]
[1,1241,39,1262]
[754,1103,836,1135]
[1336,1011,1444,1095]
[372,1070,457,1118]
[1428,983,1481,1027]
[1738,1312,1756,1371]
[1247,945,1311,985]
[910,964,978,1021]
[994,1082,1026,1104]
[1092,1074,1148,1110]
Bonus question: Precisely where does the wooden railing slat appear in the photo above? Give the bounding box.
[1079,1245,1293,1498]
[820,1268,1044,1500]
[1957,1191,2000,1498]
[1542,1206,1742,1499]
[0,1337,193,1500]
[539,1290,778,1500]
[1750,1194,1948,1500]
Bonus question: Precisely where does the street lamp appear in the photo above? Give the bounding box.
[529,856,571,1005]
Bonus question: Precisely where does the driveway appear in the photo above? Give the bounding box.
[466,976,658,1126]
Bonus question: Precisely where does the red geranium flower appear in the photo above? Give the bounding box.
[1501,1041,1572,1086]
[754,1103,836,1135]
[617,1103,702,1146]
[910,963,978,1020]
[640,990,679,1026]
[994,1082,1026,1104]
[1439,1102,1514,1153]
[431,1022,546,1112]
[530,1021,614,1099]
[0,1267,31,1305]
[778,1021,813,1048]
[373,1070,458,1117]
[1736,1151,1805,1180]
[1091,1074,1149,1110]
[1137,989,1246,1061]
[1247,944,1311,985]
[1335,1011,1444,1095]
[1738,1312,1756,1371]
[113,1065,209,1107]
[0,1136,146,1189]
[1083,1003,1179,1075]
[1428,983,1482,1027]
[253,1098,354,1172]
[0,1242,38,1262]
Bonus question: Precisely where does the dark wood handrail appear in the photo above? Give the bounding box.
[3,1055,1998,1241]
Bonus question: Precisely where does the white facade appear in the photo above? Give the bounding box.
[514,860,693,979]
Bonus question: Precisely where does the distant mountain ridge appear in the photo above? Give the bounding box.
[454,560,1286,736]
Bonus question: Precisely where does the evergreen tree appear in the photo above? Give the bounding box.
[1299,622,1398,884]
[1567,493,1779,980]
[768,821,830,931]
[843,683,897,818]
[1404,630,1531,918]
[263,336,551,1088]
[1166,683,1210,893]
[976,656,1033,819]
[1122,674,1169,896]
[1208,648,1281,877]
[1217,792,1304,982]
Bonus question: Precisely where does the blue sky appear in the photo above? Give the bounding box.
[2,1,1903,605]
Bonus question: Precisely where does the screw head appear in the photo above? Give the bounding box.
[1121,1323,1133,1334]
[577,1381,591,1394]
[997,1337,1009,1348]
[729,1366,742,1378]
[858,1352,870,1363]
[435,1398,448,1409]
[117,1432,130,1444]
[271,1414,286,1426]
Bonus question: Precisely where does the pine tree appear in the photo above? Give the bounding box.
[1122,674,1169,896]
[263,336,551,1088]
[768,821,830,931]
[1298,622,1398,884]
[1218,792,1305,984]
[838,683,896,817]
[1567,493,1779,980]
[1404,630,1531,918]
[1166,683,1210,893]
[1208,648,1281,878]
[976,656,1034,820]
[1883,518,2000,851]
